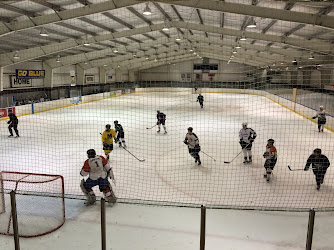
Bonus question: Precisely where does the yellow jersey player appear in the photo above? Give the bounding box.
[102,124,117,160]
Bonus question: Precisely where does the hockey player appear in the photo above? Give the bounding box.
[80,149,117,206]
[312,106,328,132]
[184,127,201,165]
[239,122,257,164]
[263,139,277,182]
[102,124,117,160]
[8,111,19,138]
[304,148,330,190]
[114,120,126,148]
[197,94,204,108]
[156,110,167,134]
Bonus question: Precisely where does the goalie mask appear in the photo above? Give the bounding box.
[87,149,96,159]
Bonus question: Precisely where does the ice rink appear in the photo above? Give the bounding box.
[1,90,334,249]
[1,91,334,209]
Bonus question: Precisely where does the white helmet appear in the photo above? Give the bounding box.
[242,122,248,127]
[319,105,324,109]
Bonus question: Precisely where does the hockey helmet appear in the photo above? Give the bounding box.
[87,149,96,158]
[314,148,322,154]
[114,120,118,124]
[106,124,111,129]
[157,110,160,113]
[242,122,248,127]
[267,139,275,144]
[187,127,193,132]
[319,105,324,109]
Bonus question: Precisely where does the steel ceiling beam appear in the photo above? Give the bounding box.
[1,0,334,40]
[2,21,333,67]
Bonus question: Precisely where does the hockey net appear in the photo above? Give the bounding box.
[0,171,65,237]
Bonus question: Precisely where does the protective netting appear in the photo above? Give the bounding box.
[0,0,333,213]
[0,172,65,237]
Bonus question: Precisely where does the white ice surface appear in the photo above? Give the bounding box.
[1,92,333,208]
[1,91,334,249]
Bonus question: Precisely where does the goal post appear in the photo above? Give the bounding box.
[0,171,65,237]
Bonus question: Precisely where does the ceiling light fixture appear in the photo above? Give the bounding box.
[232,49,237,54]
[145,56,149,60]
[240,34,247,41]
[143,3,152,15]
[56,55,61,63]
[84,61,88,64]
[162,19,170,31]
[247,17,257,28]
[175,36,181,41]
[83,35,90,46]
[113,48,119,53]
[292,59,297,63]
[235,42,241,49]
[189,48,193,52]
[13,50,19,60]
[308,53,314,60]
[40,27,48,37]
[154,58,158,62]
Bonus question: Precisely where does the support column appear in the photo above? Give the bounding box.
[129,70,136,82]
[290,71,298,85]
[320,70,331,89]
[76,64,85,85]
[43,62,53,88]
[99,67,106,84]
[302,70,311,86]
[115,69,122,82]
[0,67,3,92]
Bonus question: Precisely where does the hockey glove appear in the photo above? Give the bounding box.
[183,141,188,145]
[156,122,159,125]
[312,117,316,119]
[195,144,200,148]
[304,166,309,171]
[249,138,254,143]
[263,152,269,158]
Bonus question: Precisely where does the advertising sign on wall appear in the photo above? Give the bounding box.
[0,107,15,118]
[85,75,95,83]
[70,70,76,86]
[195,73,202,82]
[115,90,122,96]
[10,75,32,88]
[16,69,45,79]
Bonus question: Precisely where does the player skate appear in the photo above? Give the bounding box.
[84,193,96,206]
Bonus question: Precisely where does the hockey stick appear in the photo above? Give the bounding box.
[188,143,216,161]
[224,143,251,164]
[146,124,157,130]
[287,166,315,171]
[121,146,145,162]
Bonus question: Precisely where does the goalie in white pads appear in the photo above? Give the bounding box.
[239,123,257,164]
[263,139,277,182]
[80,149,117,206]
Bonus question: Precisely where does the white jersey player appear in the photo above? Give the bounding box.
[312,106,328,132]
[239,122,257,164]
[184,127,201,165]
[80,149,116,206]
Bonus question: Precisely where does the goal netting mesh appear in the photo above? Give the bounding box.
[0,172,65,237]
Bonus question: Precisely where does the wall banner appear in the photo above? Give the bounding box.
[16,69,45,79]
[70,70,76,86]
[0,107,15,118]
[10,75,32,88]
